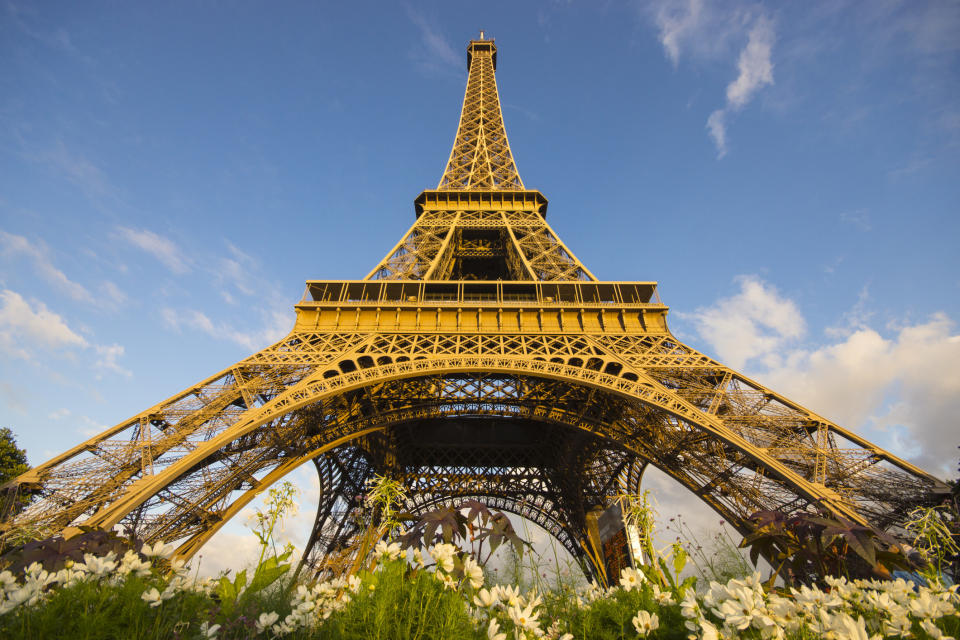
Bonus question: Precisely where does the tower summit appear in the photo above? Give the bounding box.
[439,37,520,190]
[2,38,949,583]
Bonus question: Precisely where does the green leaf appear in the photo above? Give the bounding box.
[248,554,291,595]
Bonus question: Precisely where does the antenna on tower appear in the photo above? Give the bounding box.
[479,30,485,40]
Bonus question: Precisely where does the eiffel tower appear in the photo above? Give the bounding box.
[1,36,949,581]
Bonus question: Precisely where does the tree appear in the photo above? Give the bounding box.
[0,427,28,487]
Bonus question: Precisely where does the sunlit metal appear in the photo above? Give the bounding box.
[0,37,949,581]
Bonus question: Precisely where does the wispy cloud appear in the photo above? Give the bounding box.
[640,1,776,157]
[725,16,775,109]
[25,139,118,206]
[6,2,81,56]
[94,343,132,378]
[707,15,775,157]
[839,208,871,232]
[404,5,462,77]
[161,306,290,351]
[214,242,258,299]
[0,289,88,358]
[0,288,132,378]
[0,230,94,302]
[645,0,749,66]
[116,227,191,275]
[99,280,127,307]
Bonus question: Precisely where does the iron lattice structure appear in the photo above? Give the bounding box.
[1,38,949,580]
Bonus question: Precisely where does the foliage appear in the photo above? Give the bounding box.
[0,428,28,487]
[249,481,298,566]
[215,481,299,616]
[312,559,477,639]
[0,428,31,522]
[397,498,529,565]
[1,570,212,639]
[740,510,918,587]
[0,527,139,575]
[362,474,408,537]
[341,474,409,575]
[614,492,696,595]
[0,528,958,639]
[664,515,752,585]
[906,505,960,587]
[1,481,957,638]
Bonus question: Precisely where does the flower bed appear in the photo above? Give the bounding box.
[1,540,958,639]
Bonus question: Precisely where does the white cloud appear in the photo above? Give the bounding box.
[215,242,258,298]
[0,289,131,378]
[706,13,775,156]
[0,231,94,303]
[404,6,462,76]
[640,1,776,157]
[679,275,804,369]
[116,227,190,274]
[649,0,709,66]
[0,289,87,358]
[645,0,747,66]
[162,306,290,351]
[706,109,728,158]
[685,276,960,477]
[99,281,127,307]
[760,314,960,477]
[94,343,132,378]
[725,16,775,109]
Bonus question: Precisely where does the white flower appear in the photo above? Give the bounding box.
[651,583,674,605]
[911,589,956,618]
[140,541,175,559]
[255,611,280,634]
[495,584,522,607]
[375,540,402,560]
[0,571,17,592]
[713,585,768,631]
[883,615,912,637]
[140,587,173,608]
[830,613,882,640]
[463,556,484,589]
[411,548,425,568]
[487,618,507,640]
[438,572,457,590]
[680,589,701,620]
[921,619,955,640]
[508,602,540,632]
[119,550,152,578]
[430,543,457,573]
[699,620,720,640]
[473,587,498,608]
[199,621,221,639]
[347,574,362,593]
[631,610,659,636]
[618,566,643,591]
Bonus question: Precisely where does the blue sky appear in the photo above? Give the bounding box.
[1,1,958,570]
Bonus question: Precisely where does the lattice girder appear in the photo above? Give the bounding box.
[1,37,950,582]
[439,40,522,191]
[366,207,596,282]
[3,320,946,564]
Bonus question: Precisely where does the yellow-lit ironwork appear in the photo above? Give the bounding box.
[1,37,949,580]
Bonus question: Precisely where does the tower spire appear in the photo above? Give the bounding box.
[438,38,523,190]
